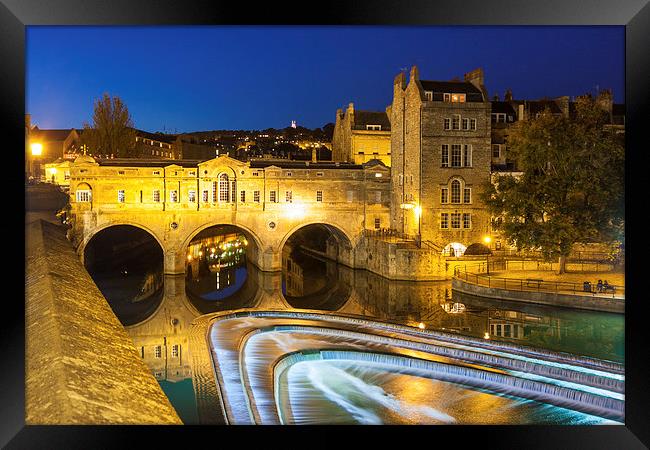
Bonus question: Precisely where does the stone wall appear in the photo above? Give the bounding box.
[25,219,182,424]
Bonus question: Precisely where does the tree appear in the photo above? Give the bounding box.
[82,93,136,158]
[480,95,624,273]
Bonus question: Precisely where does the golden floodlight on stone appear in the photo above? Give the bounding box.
[30,142,43,156]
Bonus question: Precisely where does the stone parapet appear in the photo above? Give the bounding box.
[25,219,182,424]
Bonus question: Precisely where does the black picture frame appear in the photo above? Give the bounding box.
[7,0,649,447]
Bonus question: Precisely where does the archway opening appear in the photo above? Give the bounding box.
[84,225,164,326]
[464,243,492,255]
[280,224,352,310]
[442,242,467,257]
[184,224,261,314]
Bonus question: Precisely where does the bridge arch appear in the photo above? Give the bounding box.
[78,222,166,265]
[279,221,355,253]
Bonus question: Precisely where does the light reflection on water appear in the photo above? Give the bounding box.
[114,241,623,424]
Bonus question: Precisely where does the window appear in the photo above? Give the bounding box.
[76,190,91,202]
[153,170,160,175]
[441,213,449,229]
[452,115,460,130]
[286,171,292,177]
[462,118,469,130]
[451,213,461,229]
[270,191,277,202]
[316,190,323,202]
[117,190,125,203]
[140,347,145,358]
[375,191,382,203]
[464,188,471,203]
[492,113,506,123]
[451,180,461,203]
[470,118,477,130]
[188,190,196,202]
[171,344,179,358]
[316,172,324,177]
[170,190,178,202]
[443,118,451,130]
[441,188,448,204]
[374,218,381,229]
[153,190,160,202]
[118,170,125,175]
[219,173,230,202]
[202,190,209,202]
[64,172,70,180]
[231,181,236,202]
[254,190,260,202]
[451,145,462,167]
[444,93,466,103]
[492,144,501,158]
[424,91,433,101]
[463,145,472,167]
[398,174,403,185]
[441,145,449,167]
[154,346,162,358]
[212,181,217,202]
[253,171,260,176]
[463,213,471,229]
[366,125,381,131]
[240,190,246,202]
[286,191,292,203]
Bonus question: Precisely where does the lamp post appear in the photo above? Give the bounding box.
[30,142,43,181]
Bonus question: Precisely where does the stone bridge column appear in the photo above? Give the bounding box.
[165,249,185,275]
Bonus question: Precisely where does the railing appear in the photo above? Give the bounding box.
[454,267,624,298]
[464,259,615,274]
[490,249,621,264]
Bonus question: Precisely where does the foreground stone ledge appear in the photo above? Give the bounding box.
[25,219,182,424]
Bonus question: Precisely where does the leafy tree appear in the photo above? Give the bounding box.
[81,93,136,158]
[480,95,624,273]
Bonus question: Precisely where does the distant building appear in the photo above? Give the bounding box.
[134,129,179,159]
[28,127,82,163]
[332,103,392,166]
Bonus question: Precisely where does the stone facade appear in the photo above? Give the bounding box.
[332,103,392,166]
[389,66,493,252]
[68,155,392,275]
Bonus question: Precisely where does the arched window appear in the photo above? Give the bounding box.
[451,180,461,203]
[218,173,230,202]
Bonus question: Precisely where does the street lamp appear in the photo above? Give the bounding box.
[30,142,43,180]
[414,205,422,247]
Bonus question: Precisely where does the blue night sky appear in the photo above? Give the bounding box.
[26,26,624,133]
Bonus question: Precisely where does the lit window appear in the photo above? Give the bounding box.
[76,190,91,202]
[441,145,449,167]
[286,191,292,203]
[441,213,449,229]
[424,91,433,101]
[441,188,448,204]
[463,213,471,229]
[464,188,471,203]
[254,190,260,202]
[202,190,209,202]
[170,190,178,202]
[240,190,246,202]
[451,145,462,168]
[154,346,162,358]
[366,125,381,130]
[374,218,381,229]
[219,173,230,202]
[171,344,179,358]
[451,180,461,203]
[270,191,277,203]
[117,190,125,203]
[451,93,466,103]
[188,190,196,202]
[212,181,217,202]
[316,190,323,202]
[451,213,461,229]
[452,115,460,130]
[153,190,160,202]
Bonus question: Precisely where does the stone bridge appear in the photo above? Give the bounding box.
[67,155,392,275]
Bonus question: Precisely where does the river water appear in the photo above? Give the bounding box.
[93,237,624,425]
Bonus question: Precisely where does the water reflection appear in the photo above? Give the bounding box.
[117,245,623,423]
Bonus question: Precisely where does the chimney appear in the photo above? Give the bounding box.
[464,67,487,100]
[504,89,513,102]
[554,96,570,117]
[518,104,525,121]
[311,148,317,163]
[410,65,419,83]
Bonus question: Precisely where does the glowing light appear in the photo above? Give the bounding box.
[484,332,490,340]
[374,173,382,178]
[418,322,426,330]
[199,251,203,256]
[31,143,43,156]
[400,203,414,210]
[285,202,306,219]
[187,254,192,261]
[414,206,422,217]
[483,236,492,244]
[48,167,57,174]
